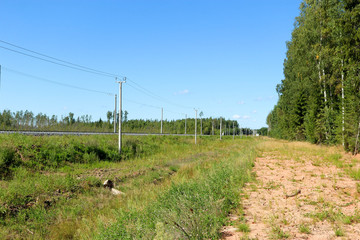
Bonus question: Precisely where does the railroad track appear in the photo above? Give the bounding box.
[0,130,198,136]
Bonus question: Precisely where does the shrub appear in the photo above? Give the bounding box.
[0,148,18,179]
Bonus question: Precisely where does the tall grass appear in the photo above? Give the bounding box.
[96,141,256,239]
[0,134,256,239]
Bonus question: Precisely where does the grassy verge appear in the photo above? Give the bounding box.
[96,138,256,239]
[0,134,256,239]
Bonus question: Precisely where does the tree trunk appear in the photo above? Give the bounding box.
[342,59,345,147]
[354,118,360,155]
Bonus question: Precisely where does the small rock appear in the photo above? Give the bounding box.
[111,188,125,195]
[103,179,114,189]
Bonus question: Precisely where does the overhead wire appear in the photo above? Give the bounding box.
[0,39,193,110]
[126,79,193,109]
[0,46,119,78]
[0,40,123,78]
[3,67,114,96]
[123,98,161,109]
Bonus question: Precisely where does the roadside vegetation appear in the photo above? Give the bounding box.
[267,0,360,153]
[0,109,258,135]
[0,134,256,239]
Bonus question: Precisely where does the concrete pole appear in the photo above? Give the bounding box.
[233,121,235,140]
[114,94,117,133]
[220,117,222,140]
[195,109,197,144]
[185,114,187,134]
[161,107,163,134]
[212,120,214,135]
[118,77,126,154]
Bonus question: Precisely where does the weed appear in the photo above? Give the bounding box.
[238,223,250,232]
[299,224,311,234]
[325,154,343,168]
[334,227,345,237]
[282,218,289,225]
[271,225,289,239]
[169,165,180,172]
[349,168,360,180]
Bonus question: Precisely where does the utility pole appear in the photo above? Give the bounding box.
[194,109,198,144]
[161,107,163,134]
[185,114,187,135]
[212,120,214,135]
[114,94,117,133]
[233,121,235,140]
[117,77,126,154]
[220,117,222,140]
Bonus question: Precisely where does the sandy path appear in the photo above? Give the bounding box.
[222,152,360,239]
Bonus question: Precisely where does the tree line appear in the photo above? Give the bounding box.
[267,0,360,153]
[0,109,259,135]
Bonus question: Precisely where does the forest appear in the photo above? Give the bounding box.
[267,0,360,153]
[0,109,257,135]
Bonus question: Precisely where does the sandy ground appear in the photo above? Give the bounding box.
[222,150,360,240]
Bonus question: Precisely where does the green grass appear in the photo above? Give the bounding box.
[238,223,250,233]
[299,224,311,234]
[271,225,289,239]
[334,227,345,237]
[96,139,256,239]
[0,134,257,239]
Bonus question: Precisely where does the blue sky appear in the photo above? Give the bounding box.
[0,0,302,129]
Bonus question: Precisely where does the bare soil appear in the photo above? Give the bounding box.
[222,146,360,240]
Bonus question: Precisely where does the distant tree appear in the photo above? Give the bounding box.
[68,112,75,125]
[124,110,128,122]
[199,111,204,135]
[106,111,113,124]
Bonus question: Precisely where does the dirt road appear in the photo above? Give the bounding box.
[223,140,360,240]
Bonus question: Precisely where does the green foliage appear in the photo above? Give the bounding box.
[0,109,248,136]
[267,0,360,152]
[0,148,18,179]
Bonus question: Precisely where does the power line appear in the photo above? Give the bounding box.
[123,98,161,109]
[126,79,193,109]
[0,45,118,78]
[0,39,193,109]
[123,97,187,116]
[0,39,123,78]
[3,67,114,96]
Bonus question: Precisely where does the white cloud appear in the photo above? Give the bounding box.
[237,100,245,105]
[233,114,250,120]
[175,89,189,95]
[252,110,257,113]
